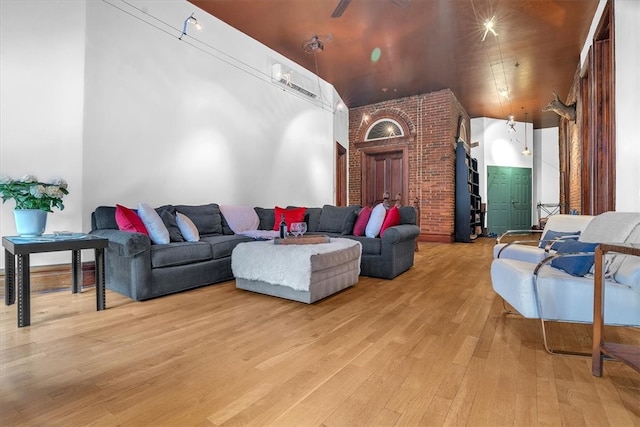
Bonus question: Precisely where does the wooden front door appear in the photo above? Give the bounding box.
[363,150,405,206]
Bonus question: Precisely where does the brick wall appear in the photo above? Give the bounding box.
[348,89,469,242]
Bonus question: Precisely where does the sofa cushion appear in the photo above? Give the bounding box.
[150,242,212,268]
[365,203,387,238]
[353,206,372,236]
[176,212,200,242]
[304,207,323,232]
[317,205,358,233]
[272,206,306,231]
[398,206,416,225]
[115,204,148,235]
[93,206,119,230]
[156,206,185,242]
[380,206,401,237]
[174,204,223,235]
[138,202,170,245]
[550,240,599,276]
[200,234,254,259]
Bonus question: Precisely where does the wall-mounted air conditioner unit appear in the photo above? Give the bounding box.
[271,63,318,99]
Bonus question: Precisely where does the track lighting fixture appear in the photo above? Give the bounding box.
[179,13,201,40]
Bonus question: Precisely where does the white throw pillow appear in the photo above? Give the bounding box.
[137,202,170,244]
[176,212,200,242]
[365,203,387,238]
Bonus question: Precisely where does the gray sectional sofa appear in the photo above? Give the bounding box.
[90,204,420,301]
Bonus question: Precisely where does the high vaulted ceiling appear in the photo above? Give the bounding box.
[190,0,600,128]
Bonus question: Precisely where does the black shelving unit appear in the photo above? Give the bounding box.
[455,140,482,242]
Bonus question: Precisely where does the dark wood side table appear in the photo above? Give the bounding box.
[592,243,640,376]
[3,234,109,327]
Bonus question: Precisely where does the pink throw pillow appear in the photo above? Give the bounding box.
[115,204,149,235]
[352,206,372,236]
[380,206,401,237]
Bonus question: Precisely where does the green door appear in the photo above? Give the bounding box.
[487,166,532,235]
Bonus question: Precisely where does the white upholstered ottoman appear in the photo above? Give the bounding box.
[231,238,361,303]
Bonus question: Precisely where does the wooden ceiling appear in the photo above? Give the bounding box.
[190,0,599,128]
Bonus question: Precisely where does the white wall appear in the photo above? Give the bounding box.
[0,0,346,268]
[470,117,537,225]
[533,128,560,222]
[0,0,86,266]
[614,0,640,211]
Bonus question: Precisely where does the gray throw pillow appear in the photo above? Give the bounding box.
[341,209,358,235]
[156,206,185,242]
[318,205,360,233]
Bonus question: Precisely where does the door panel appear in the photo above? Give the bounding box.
[389,153,403,200]
[487,167,511,233]
[510,168,532,230]
[366,151,404,205]
[487,166,532,235]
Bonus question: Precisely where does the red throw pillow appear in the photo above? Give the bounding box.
[380,206,401,237]
[115,204,149,235]
[352,206,372,236]
[272,206,307,230]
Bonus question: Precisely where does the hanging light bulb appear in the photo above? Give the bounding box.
[522,111,531,156]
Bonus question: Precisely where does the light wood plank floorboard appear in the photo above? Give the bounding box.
[1,239,638,426]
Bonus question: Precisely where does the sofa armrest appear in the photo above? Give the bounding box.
[380,224,420,245]
[89,229,151,257]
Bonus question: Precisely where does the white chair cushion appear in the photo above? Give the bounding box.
[491,258,640,326]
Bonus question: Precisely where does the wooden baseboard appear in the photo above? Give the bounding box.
[417,233,455,243]
[0,262,96,295]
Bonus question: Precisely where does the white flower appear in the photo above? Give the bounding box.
[45,186,63,198]
[21,174,38,183]
[48,177,68,189]
[29,184,45,198]
[0,176,13,184]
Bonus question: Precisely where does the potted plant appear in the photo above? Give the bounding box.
[0,174,68,237]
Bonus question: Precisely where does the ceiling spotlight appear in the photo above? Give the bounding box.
[179,13,201,40]
[482,17,498,41]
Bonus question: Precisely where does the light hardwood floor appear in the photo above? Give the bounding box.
[1,239,638,426]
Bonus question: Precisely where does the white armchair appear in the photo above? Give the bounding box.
[491,211,640,355]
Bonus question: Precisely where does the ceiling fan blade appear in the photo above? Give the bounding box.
[331,0,352,18]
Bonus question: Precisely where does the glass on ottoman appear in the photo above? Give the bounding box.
[289,222,307,237]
